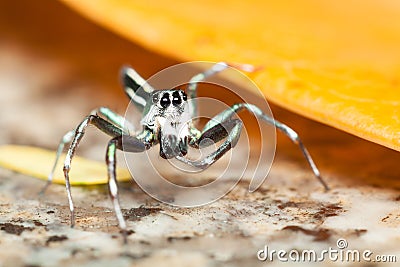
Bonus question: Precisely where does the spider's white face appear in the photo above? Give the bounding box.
[141,89,192,159]
[152,89,188,121]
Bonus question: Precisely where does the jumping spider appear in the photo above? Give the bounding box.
[43,62,329,242]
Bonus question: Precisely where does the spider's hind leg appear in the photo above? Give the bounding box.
[39,130,74,195]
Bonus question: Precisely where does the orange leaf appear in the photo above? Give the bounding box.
[61,0,400,151]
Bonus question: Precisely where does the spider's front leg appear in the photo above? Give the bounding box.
[178,103,329,191]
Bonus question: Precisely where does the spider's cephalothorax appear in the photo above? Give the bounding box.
[144,89,191,159]
[44,62,329,243]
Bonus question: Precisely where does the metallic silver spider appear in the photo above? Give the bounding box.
[43,62,329,243]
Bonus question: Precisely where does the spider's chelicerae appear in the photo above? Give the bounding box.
[44,62,329,243]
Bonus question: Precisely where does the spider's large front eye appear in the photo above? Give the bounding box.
[160,93,170,108]
[172,91,182,106]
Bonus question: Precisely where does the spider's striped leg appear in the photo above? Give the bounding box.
[187,62,257,118]
[187,62,230,119]
[63,115,126,228]
[91,107,135,134]
[40,130,74,195]
[42,107,131,195]
[120,66,154,112]
[106,135,146,243]
[199,103,329,191]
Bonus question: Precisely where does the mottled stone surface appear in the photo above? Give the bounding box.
[0,1,399,266]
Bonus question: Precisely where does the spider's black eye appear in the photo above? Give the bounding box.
[152,94,158,103]
[160,93,170,108]
[172,91,182,106]
[182,91,187,101]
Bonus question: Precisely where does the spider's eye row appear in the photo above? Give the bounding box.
[152,94,158,103]
[172,91,182,106]
[156,90,187,108]
[160,93,170,108]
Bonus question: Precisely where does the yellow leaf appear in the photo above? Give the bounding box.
[0,145,131,185]
[61,0,400,151]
